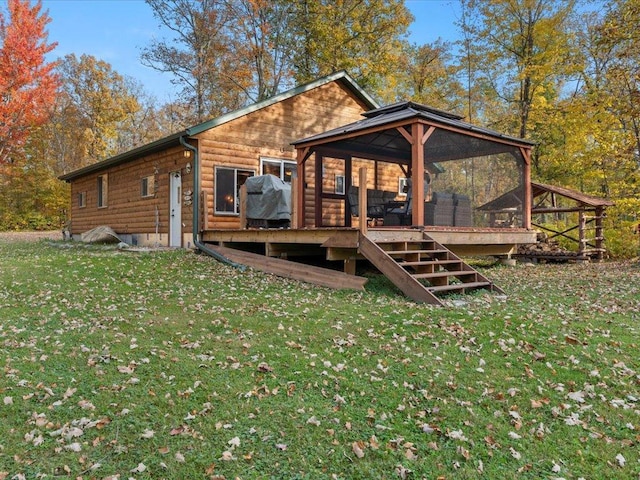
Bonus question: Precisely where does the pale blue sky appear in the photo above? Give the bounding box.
[29,0,463,102]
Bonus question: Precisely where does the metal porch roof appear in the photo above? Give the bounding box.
[291,101,535,165]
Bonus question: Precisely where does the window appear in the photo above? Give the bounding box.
[215,167,254,214]
[141,175,155,198]
[398,177,409,196]
[78,191,86,208]
[260,157,296,183]
[97,174,108,208]
[335,175,345,195]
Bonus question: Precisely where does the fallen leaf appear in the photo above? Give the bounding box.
[221,450,235,461]
[130,462,146,473]
[405,448,417,460]
[510,447,521,460]
[306,416,321,427]
[352,441,365,458]
[65,442,82,452]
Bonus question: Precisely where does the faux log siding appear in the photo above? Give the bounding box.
[196,81,371,229]
[301,157,406,226]
[69,146,192,235]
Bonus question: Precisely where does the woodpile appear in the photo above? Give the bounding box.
[515,233,588,262]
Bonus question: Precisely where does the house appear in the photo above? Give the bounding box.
[59,71,384,247]
[60,73,542,305]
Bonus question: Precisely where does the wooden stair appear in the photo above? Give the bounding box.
[358,232,504,305]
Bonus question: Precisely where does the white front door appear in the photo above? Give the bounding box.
[169,171,182,247]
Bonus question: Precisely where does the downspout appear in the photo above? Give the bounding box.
[180,135,245,270]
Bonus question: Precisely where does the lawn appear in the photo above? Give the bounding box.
[0,239,638,479]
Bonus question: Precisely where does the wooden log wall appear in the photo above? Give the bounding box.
[68,145,193,237]
[302,156,406,227]
[196,81,397,229]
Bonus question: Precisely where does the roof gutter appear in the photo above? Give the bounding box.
[179,135,245,270]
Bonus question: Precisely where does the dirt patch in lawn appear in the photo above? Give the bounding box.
[0,230,63,243]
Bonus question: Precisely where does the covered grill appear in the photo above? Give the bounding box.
[244,174,291,228]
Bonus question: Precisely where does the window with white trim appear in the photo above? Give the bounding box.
[78,191,86,208]
[97,175,108,208]
[260,157,296,183]
[141,175,155,198]
[215,167,254,214]
[398,177,409,196]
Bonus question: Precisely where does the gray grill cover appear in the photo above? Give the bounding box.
[245,174,291,220]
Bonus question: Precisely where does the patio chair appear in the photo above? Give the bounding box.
[384,179,412,225]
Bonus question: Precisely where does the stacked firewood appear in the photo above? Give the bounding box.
[517,232,580,258]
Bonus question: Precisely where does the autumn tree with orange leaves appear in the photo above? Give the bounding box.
[0,0,58,165]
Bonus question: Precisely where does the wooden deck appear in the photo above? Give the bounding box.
[201,226,535,304]
[202,226,536,259]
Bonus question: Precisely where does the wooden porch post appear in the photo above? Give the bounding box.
[345,155,353,228]
[296,147,308,228]
[521,147,532,229]
[239,184,247,229]
[411,123,425,226]
[290,176,298,229]
[315,152,324,227]
[358,167,368,234]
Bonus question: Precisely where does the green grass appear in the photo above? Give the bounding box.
[0,239,639,479]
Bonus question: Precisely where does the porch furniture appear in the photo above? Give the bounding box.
[424,191,454,226]
[348,186,397,220]
[453,194,472,227]
[384,179,413,225]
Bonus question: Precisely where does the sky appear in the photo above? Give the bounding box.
[28,0,463,102]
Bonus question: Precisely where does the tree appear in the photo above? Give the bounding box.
[142,0,413,121]
[291,0,412,93]
[389,40,465,113]
[224,0,296,102]
[0,0,58,165]
[142,0,246,124]
[459,0,579,141]
[54,54,143,170]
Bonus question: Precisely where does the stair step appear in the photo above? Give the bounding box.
[413,270,476,280]
[399,259,462,267]
[385,249,451,256]
[427,281,492,293]
[375,240,437,246]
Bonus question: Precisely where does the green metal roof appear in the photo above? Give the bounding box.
[60,71,378,182]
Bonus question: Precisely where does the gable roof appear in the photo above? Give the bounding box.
[60,71,378,182]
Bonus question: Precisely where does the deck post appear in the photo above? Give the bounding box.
[344,257,357,275]
[315,152,324,227]
[296,147,308,228]
[239,184,247,229]
[358,167,368,234]
[521,147,532,229]
[290,176,298,229]
[411,123,425,226]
